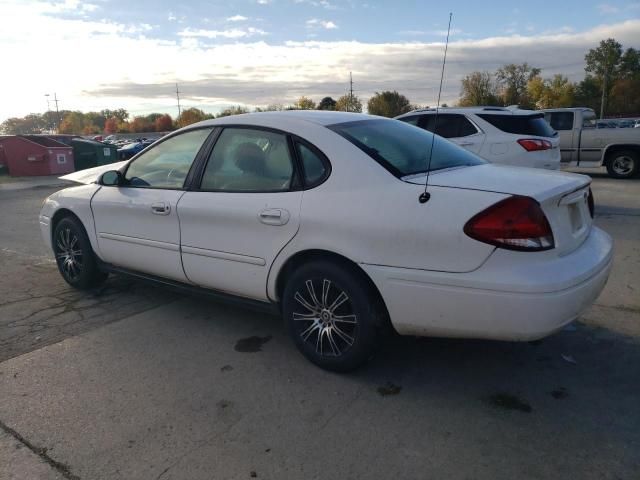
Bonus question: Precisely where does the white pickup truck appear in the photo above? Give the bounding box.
[542,107,640,179]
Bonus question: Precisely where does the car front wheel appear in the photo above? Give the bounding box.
[282,261,383,372]
[53,217,107,289]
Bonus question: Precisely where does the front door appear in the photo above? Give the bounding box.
[178,127,303,300]
[91,127,214,282]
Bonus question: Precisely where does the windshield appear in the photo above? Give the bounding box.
[328,119,485,177]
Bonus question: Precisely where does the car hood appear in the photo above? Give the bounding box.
[403,164,590,202]
[59,161,128,184]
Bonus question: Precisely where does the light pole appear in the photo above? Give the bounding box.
[44,94,51,132]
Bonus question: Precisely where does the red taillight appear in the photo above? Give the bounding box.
[587,188,594,218]
[464,196,554,251]
[518,139,552,151]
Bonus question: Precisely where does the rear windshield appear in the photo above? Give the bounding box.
[477,113,557,137]
[328,119,485,177]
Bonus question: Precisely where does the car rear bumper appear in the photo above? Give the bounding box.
[362,226,613,341]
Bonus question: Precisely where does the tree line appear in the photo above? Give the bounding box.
[2,37,638,136]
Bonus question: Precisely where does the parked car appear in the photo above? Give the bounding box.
[40,111,612,371]
[395,107,560,170]
[117,139,154,159]
[616,119,634,129]
[543,107,640,178]
[596,120,617,129]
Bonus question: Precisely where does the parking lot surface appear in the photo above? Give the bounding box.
[1,171,639,479]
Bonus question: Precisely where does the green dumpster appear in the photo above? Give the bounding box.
[70,138,119,171]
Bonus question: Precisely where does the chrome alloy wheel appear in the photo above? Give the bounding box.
[55,227,84,281]
[612,155,634,176]
[292,279,358,357]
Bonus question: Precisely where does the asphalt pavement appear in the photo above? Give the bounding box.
[0,171,639,480]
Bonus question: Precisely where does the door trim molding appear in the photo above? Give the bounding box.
[182,245,266,266]
[98,232,180,252]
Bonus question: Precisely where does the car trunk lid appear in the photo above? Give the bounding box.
[404,164,593,255]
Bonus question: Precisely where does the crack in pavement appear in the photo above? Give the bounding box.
[0,419,80,480]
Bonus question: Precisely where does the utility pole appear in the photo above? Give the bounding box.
[348,71,354,112]
[53,92,61,133]
[176,83,182,126]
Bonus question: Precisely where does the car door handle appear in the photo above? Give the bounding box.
[259,208,289,225]
[151,202,171,215]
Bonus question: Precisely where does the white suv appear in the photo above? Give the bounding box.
[396,107,561,170]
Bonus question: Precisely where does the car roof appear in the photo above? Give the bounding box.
[191,110,374,129]
[395,106,540,118]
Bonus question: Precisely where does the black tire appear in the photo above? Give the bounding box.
[282,260,383,372]
[53,217,107,290]
[606,150,639,179]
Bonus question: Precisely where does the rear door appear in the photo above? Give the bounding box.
[419,114,485,154]
[177,127,303,300]
[91,127,214,282]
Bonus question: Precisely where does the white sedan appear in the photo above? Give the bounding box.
[40,111,613,371]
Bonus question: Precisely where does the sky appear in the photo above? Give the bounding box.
[0,0,639,121]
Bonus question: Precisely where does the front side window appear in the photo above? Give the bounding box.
[200,128,294,192]
[329,119,485,177]
[125,128,213,188]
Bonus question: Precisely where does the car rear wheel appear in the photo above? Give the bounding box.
[282,261,383,372]
[606,150,639,179]
[53,217,107,289]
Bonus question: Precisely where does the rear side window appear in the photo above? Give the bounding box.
[328,119,485,177]
[398,116,420,126]
[477,114,556,137]
[544,112,574,131]
[417,114,478,138]
[296,142,329,187]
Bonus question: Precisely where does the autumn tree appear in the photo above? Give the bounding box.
[216,106,250,117]
[178,108,208,127]
[367,91,413,118]
[335,94,362,113]
[294,96,316,110]
[130,116,152,133]
[495,63,541,106]
[527,75,575,109]
[154,114,173,132]
[458,71,500,106]
[104,117,119,134]
[59,112,87,134]
[100,109,129,122]
[585,38,623,117]
[317,97,337,110]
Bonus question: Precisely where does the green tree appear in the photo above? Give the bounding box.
[335,94,362,113]
[100,109,129,122]
[495,63,541,106]
[585,38,623,117]
[294,96,316,110]
[317,96,337,111]
[527,75,575,109]
[367,91,413,118]
[458,71,500,106]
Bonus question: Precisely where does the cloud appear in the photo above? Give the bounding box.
[178,27,267,39]
[0,2,638,118]
[295,0,338,9]
[256,0,271,4]
[598,3,620,13]
[306,18,338,29]
[227,15,248,22]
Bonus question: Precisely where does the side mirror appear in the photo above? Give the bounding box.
[99,170,123,186]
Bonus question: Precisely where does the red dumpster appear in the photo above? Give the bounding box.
[0,135,74,176]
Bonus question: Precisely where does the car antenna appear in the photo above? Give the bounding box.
[419,12,453,204]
